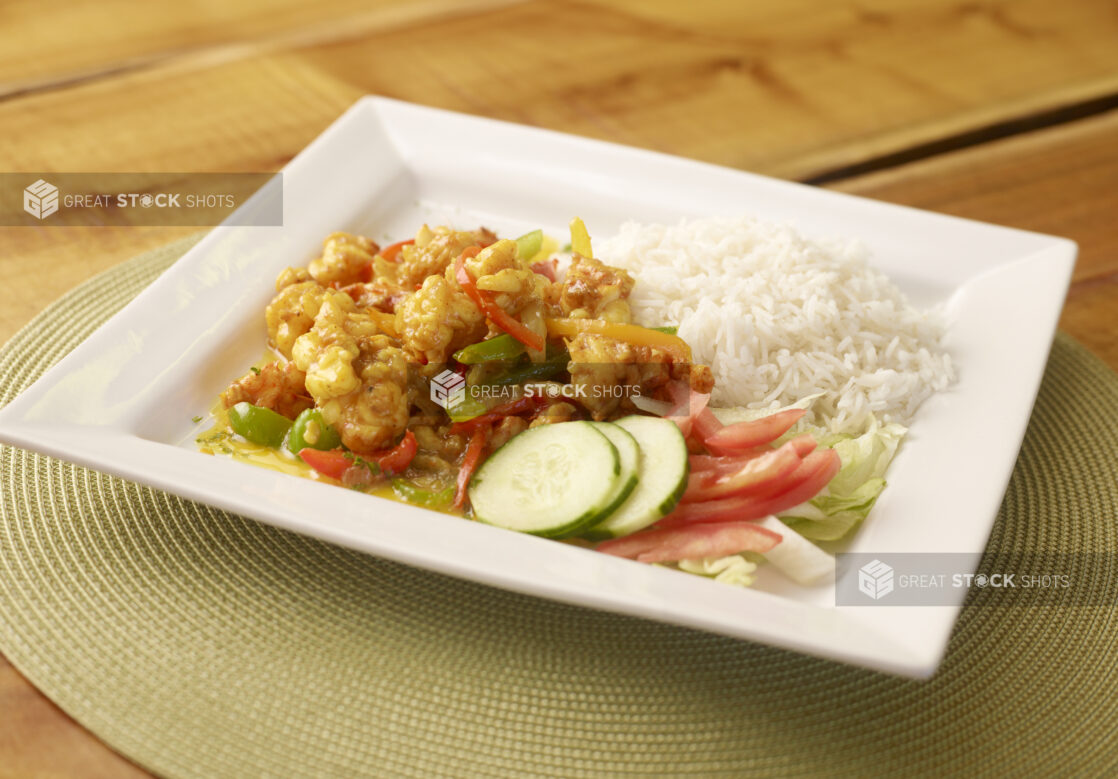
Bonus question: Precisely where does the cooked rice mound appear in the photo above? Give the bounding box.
[598,216,955,433]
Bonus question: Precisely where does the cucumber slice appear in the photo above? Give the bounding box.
[468,421,621,538]
[588,415,689,539]
[587,422,640,522]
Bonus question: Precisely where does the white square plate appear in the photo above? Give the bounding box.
[0,98,1075,677]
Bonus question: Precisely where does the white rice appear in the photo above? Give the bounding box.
[597,215,955,434]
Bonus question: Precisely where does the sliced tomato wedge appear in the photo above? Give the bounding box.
[596,521,781,564]
[455,426,490,510]
[688,446,830,506]
[691,407,723,442]
[454,248,546,352]
[689,434,817,474]
[682,440,802,503]
[658,448,841,528]
[743,448,833,501]
[782,433,817,457]
[702,408,802,452]
[702,408,806,455]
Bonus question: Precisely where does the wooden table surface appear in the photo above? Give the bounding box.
[0,0,1115,775]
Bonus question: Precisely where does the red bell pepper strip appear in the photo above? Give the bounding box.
[455,426,490,510]
[657,448,841,528]
[298,448,351,481]
[454,248,546,352]
[375,430,418,475]
[448,396,540,436]
[596,521,781,564]
[379,239,414,263]
[299,430,418,481]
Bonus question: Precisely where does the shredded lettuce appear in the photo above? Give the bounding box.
[709,393,824,427]
[780,420,906,541]
[781,478,886,541]
[676,555,758,587]
[701,398,907,544]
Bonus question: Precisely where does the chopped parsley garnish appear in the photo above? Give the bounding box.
[342,450,380,474]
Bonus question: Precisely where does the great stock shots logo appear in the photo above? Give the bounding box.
[23,179,59,220]
[5,172,283,226]
[430,369,466,410]
[858,559,895,600]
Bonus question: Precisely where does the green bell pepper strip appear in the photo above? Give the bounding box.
[452,334,526,364]
[488,350,569,386]
[445,390,490,423]
[652,325,678,335]
[392,479,455,508]
[227,402,292,448]
[287,408,342,454]
[515,229,543,261]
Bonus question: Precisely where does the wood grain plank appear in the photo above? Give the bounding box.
[2,0,1117,181]
[0,0,524,97]
[831,108,1118,368]
[295,0,1118,180]
[0,656,149,778]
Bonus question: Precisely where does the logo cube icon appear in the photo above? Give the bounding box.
[24,179,59,220]
[430,369,466,409]
[858,559,894,600]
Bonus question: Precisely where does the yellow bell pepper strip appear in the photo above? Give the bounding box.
[545,318,692,362]
[569,217,593,258]
[454,247,546,353]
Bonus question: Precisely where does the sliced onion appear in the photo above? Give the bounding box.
[630,395,673,416]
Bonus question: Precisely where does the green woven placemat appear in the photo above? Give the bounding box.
[1,236,1116,778]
